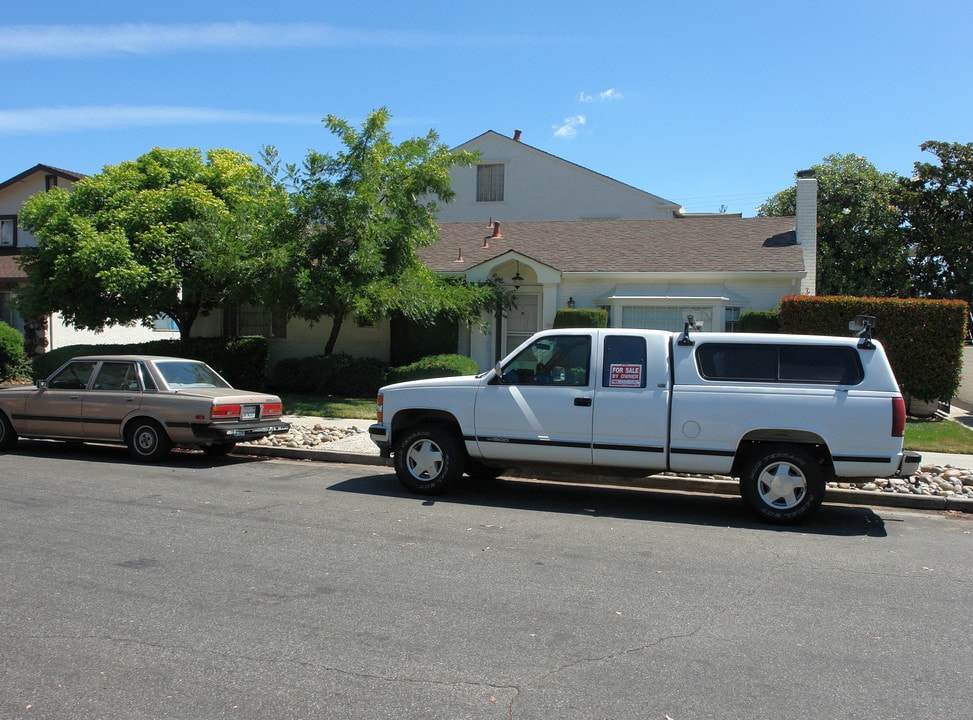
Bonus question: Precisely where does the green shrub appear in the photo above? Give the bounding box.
[552,307,609,328]
[0,321,32,382]
[386,354,478,384]
[738,310,780,333]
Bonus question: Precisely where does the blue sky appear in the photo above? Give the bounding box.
[3,0,971,216]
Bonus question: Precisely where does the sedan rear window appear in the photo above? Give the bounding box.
[156,361,231,389]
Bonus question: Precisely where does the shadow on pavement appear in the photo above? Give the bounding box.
[329,472,889,539]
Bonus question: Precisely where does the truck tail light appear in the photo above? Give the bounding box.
[376,393,383,424]
[261,402,283,417]
[212,404,242,419]
[891,396,906,437]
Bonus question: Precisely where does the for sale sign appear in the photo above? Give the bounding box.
[608,363,642,388]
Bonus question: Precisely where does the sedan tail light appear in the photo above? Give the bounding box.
[211,404,242,419]
[261,402,283,417]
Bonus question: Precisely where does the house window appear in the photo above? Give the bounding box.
[476,163,504,202]
[725,307,741,332]
[153,314,179,332]
[0,216,16,247]
[355,315,375,328]
[45,175,58,191]
[223,304,287,339]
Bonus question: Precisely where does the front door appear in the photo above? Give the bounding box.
[504,293,539,357]
[24,360,97,437]
[474,333,594,465]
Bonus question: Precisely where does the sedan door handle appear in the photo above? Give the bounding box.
[574,397,592,407]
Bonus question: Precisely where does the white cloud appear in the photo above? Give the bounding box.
[553,114,586,139]
[0,105,320,134]
[578,88,623,103]
[1,22,535,59]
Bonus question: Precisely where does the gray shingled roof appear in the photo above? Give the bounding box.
[422,217,803,274]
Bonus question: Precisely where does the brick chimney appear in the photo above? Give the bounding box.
[795,170,818,295]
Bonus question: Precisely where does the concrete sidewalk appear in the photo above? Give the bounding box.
[239,407,973,515]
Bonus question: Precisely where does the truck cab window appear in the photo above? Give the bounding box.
[603,335,647,388]
[500,335,591,386]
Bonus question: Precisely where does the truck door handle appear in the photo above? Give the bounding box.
[574,397,592,407]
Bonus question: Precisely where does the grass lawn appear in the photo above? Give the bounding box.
[904,415,973,454]
[280,393,973,455]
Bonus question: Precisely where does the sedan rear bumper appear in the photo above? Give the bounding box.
[190,420,291,441]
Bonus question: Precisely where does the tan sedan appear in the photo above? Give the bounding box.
[0,355,290,462]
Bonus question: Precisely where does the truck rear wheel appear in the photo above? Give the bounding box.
[394,425,464,494]
[740,445,825,524]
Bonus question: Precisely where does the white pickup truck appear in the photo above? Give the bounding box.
[370,326,921,523]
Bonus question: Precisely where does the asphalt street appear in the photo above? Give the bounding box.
[1,442,971,720]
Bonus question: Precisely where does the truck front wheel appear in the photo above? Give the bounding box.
[394,425,464,494]
[740,445,825,524]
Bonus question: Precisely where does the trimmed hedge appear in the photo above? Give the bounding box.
[738,310,781,333]
[552,308,609,328]
[30,336,270,390]
[779,295,968,402]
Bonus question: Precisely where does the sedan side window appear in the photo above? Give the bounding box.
[92,362,140,391]
[47,361,97,390]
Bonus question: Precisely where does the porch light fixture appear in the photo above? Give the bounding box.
[512,261,523,290]
[567,297,575,309]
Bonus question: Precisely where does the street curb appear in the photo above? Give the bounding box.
[238,445,973,514]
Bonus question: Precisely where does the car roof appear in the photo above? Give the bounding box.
[67,355,204,362]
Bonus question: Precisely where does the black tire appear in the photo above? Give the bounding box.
[0,411,18,451]
[740,444,825,524]
[125,418,172,462]
[393,425,465,494]
[202,442,237,457]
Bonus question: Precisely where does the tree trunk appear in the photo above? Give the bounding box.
[324,313,344,356]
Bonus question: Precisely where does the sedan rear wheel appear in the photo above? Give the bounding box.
[126,418,172,462]
[0,412,17,451]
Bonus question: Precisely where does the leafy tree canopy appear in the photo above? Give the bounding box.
[898,140,973,304]
[263,108,501,355]
[17,147,291,339]
[758,153,908,297]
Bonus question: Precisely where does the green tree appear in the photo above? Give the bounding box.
[758,154,908,297]
[17,147,291,340]
[898,140,973,304]
[265,108,497,355]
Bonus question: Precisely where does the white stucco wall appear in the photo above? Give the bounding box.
[436,132,680,223]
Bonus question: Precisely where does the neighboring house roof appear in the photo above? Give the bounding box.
[0,164,86,192]
[423,217,802,275]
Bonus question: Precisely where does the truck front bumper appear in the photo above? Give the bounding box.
[369,423,392,458]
